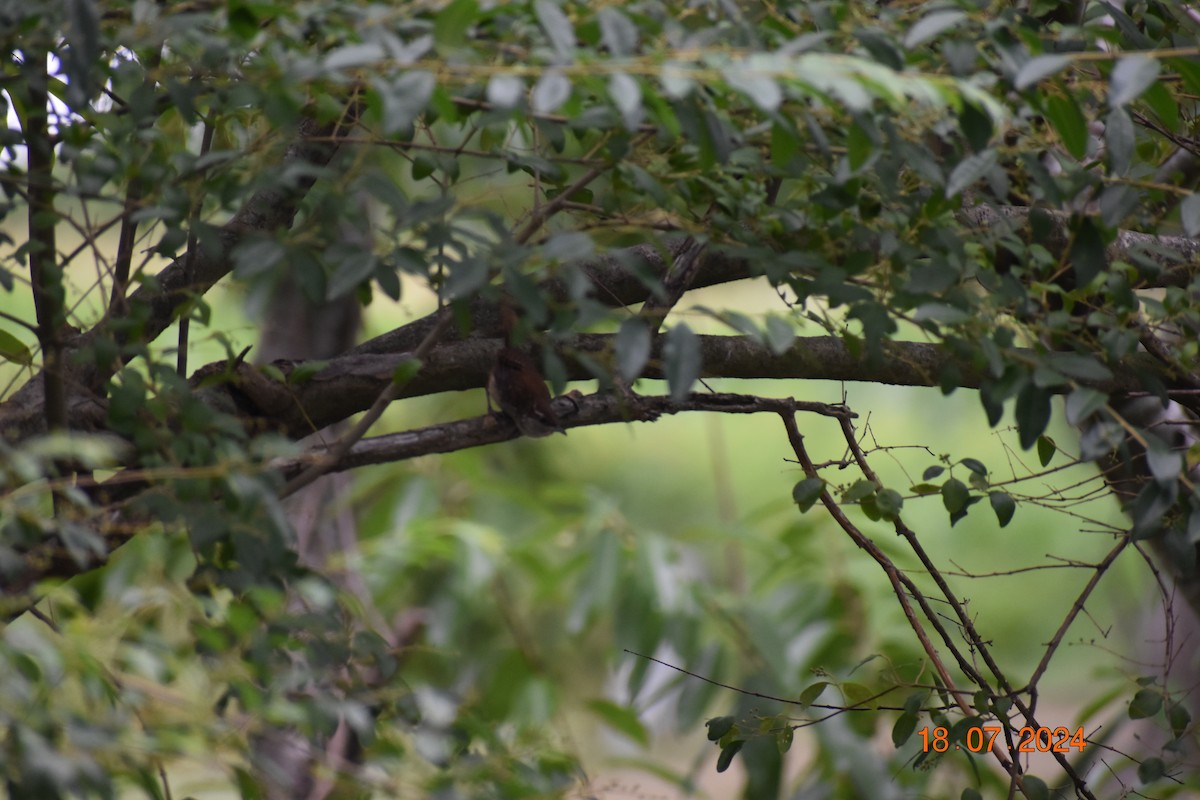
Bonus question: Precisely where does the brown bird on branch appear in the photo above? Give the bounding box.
[487,299,566,438]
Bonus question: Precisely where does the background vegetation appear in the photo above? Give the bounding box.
[3,0,1200,798]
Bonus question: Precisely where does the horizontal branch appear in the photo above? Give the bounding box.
[0,391,849,611]
[192,333,1160,441]
[276,392,853,476]
[5,198,1198,446]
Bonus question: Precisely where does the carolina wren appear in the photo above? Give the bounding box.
[488,345,566,437]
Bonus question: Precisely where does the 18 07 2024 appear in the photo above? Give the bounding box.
[918,725,1087,753]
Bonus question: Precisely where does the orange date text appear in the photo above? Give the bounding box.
[918,726,1087,753]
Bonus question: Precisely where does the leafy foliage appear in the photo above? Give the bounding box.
[3,0,1200,797]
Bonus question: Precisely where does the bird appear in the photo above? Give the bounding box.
[487,344,566,437]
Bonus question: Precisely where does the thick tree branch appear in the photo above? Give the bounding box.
[225,333,1163,440]
[26,46,65,434]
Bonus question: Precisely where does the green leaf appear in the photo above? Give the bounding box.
[913,303,971,324]
[891,711,918,747]
[942,478,970,514]
[1045,352,1113,382]
[771,120,799,166]
[903,10,966,48]
[776,726,794,754]
[923,466,945,480]
[1138,756,1165,784]
[1181,194,1200,239]
[62,0,101,103]
[615,317,651,382]
[1069,217,1106,287]
[233,236,286,279]
[1144,438,1183,484]
[706,715,736,741]
[1037,435,1056,467]
[411,154,435,181]
[0,327,32,366]
[961,458,987,475]
[608,72,643,130]
[1143,80,1180,132]
[660,61,695,99]
[375,72,435,135]
[764,315,796,355]
[664,322,702,401]
[597,8,637,56]
[1015,384,1052,451]
[989,492,1016,527]
[1109,55,1160,108]
[586,699,648,746]
[961,790,983,800]
[792,478,826,512]
[958,100,993,152]
[324,43,385,71]
[876,488,903,520]
[487,74,524,109]
[326,249,378,300]
[947,149,999,198]
[1168,702,1191,738]
[1021,775,1049,800]
[843,479,877,503]
[1106,107,1134,176]
[903,691,926,714]
[434,0,477,50]
[716,740,743,773]
[535,0,576,61]
[1065,387,1108,425]
[847,120,873,172]
[26,432,129,469]
[1129,481,1176,539]
[1043,91,1088,161]
[798,681,828,708]
[1128,688,1162,719]
[722,63,782,112]
[841,682,873,708]
[532,69,571,113]
[1015,55,1072,90]
[706,307,761,340]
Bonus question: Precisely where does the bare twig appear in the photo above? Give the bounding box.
[177,116,216,378]
[1024,537,1129,697]
[814,415,1100,800]
[778,411,1036,777]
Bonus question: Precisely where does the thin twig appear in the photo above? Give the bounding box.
[1025,537,1129,695]
[514,130,655,244]
[638,235,707,333]
[177,116,216,378]
[825,415,1099,800]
